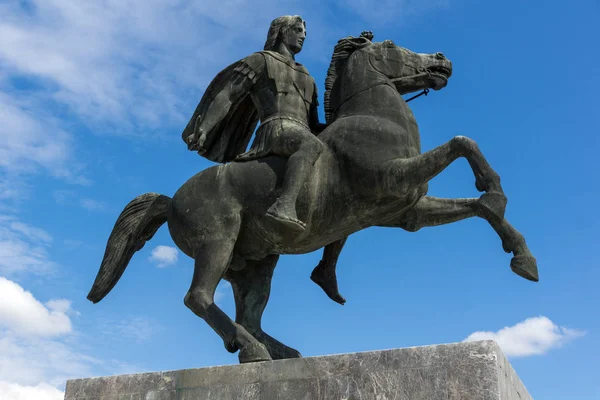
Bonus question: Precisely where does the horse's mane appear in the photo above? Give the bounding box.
[324,36,371,124]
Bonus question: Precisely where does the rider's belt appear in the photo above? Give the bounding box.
[260,115,310,129]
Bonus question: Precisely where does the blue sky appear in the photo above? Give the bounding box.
[0,0,598,399]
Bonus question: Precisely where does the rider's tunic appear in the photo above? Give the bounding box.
[234,51,319,161]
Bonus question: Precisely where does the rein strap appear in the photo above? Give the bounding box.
[405,88,430,103]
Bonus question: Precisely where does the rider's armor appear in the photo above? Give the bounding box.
[234,51,318,161]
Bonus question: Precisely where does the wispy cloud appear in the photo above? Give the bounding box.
[149,245,178,268]
[115,317,161,343]
[53,190,106,212]
[464,316,585,357]
[79,198,105,211]
[0,92,87,185]
[0,215,57,276]
[0,176,30,203]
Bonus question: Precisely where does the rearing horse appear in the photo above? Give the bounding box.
[88,35,538,364]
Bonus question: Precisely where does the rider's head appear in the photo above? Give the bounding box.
[264,15,306,54]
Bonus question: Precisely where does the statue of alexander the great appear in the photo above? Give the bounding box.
[89,15,538,364]
[182,15,347,304]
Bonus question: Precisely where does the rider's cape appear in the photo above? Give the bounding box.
[181,57,261,163]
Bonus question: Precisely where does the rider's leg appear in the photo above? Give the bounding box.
[266,123,324,231]
[311,236,348,305]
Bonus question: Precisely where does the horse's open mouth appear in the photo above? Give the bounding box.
[428,66,452,78]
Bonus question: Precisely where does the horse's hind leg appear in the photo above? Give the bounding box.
[226,255,302,360]
[383,196,538,281]
[389,136,506,222]
[183,229,271,363]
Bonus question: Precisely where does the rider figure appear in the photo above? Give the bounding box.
[183,15,346,304]
[185,15,325,232]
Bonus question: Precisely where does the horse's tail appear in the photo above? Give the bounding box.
[87,193,171,303]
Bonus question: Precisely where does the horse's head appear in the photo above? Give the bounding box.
[324,36,453,122]
[363,39,453,94]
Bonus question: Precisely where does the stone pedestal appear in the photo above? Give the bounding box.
[65,340,532,399]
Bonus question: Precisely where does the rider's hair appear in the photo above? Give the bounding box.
[264,15,305,51]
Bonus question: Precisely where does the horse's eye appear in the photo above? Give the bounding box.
[384,40,395,47]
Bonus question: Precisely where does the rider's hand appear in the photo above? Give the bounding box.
[186,129,207,152]
[185,133,198,150]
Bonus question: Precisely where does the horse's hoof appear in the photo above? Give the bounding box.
[238,342,272,364]
[510,255,539,282]
[479,192,507,223]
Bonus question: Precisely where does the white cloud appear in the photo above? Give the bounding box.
[464,316,585,357]
[149,245,178,268]
[0,216,57,276]
[0,277,143,399]
[0,381,64,400]
[0,330,98,390]
[0,277,89,395]
[0,277,72,337]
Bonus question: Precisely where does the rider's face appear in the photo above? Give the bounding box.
[283,22,306,54]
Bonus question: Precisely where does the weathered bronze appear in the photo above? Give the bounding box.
[88,16,538,364]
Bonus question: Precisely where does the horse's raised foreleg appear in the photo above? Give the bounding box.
[486,215,539,281]
[389,136,506,222]
[226,255,302,360]
[381,196,538,281]
[183,229,271,363]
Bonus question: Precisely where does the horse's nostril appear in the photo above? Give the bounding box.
[436,52,445,59]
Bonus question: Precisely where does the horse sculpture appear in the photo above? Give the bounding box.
[88,35,538,364]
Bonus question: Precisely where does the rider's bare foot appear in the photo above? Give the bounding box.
[311,260,346,305]
[266,201,306,232]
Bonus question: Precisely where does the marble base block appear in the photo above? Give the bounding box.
[64,340,532,399]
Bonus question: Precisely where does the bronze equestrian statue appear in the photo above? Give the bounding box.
[88,16,538,364]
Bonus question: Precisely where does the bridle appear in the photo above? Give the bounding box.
[390,67,434,103]
[333,63,437,117]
